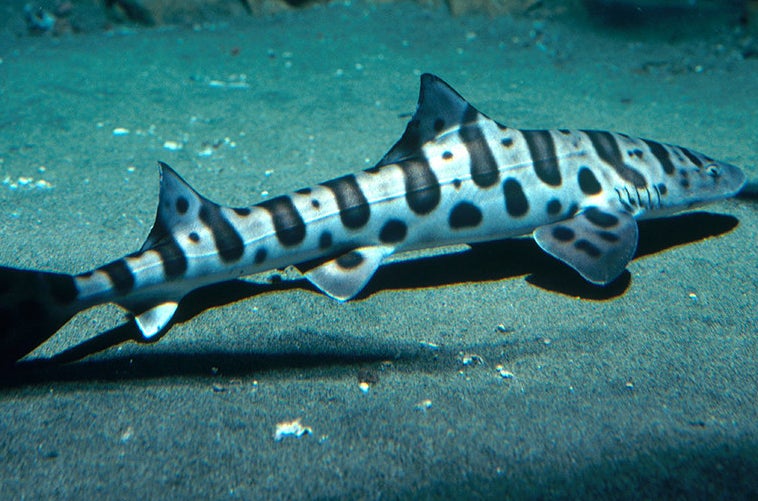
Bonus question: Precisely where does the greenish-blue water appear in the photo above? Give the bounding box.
[0,1,756,498]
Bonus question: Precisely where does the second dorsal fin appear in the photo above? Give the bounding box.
[140,162,211,252]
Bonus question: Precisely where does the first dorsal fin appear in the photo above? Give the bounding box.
[376,73,487,167]
[140,162,210,252]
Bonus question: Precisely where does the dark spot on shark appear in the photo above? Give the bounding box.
[156,242,187,279]
[578,167,602,195]
[319,231,332,250]
[584,130,647,187]
[503,178,529,217]
[460,121,500,188]
[680,147,703,167]
[584,207,619,228]
[449,202,483,229]
[551,225,575,242]
[597,230,619,243]
[546,199,562,215]
[176,197,189,215]
[321,174,370,229]
[679,169,691,189]
[199,204,245,262]
[379,219,407,243]
[643,139,676,175]
[522,130,561,186]
[258,195,306,247]
[575,239,601,258]
[337,250,364,269]
[399,158,440,215]
[100,260,135,295]
[254,247,267,264]
[146,218,187,279]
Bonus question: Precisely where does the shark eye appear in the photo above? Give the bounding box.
[705,164,721,178]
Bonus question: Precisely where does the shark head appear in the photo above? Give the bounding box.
[655,145,746,213]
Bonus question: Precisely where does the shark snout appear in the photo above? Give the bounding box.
[711,161,747,196]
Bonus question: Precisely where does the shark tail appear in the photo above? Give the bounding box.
[0,265,81,369]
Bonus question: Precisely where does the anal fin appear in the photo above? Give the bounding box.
[533,207,638,285]
[304,246,394,301]
[133,301,179,340]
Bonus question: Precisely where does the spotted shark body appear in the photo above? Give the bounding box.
[0,74,746,367]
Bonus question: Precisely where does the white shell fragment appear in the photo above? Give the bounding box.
[3,176,53,191]
[415,399,433,411]
[274,419,312,441]
[206,74,251,89]
[419,340,440,350]
[119,426,134,443]
[460,353,485,366]
[495,364,515,379]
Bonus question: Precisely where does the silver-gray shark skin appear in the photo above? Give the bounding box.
[0,74,746,367]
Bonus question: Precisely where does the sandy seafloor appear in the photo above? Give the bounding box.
[1,1,757,499]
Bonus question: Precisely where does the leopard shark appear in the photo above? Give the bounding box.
[0,73,746,367]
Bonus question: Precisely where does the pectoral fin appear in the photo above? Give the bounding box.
[304,246,394,301]
[533,207,638,285]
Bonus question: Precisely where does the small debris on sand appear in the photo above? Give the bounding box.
[274,419,312,441]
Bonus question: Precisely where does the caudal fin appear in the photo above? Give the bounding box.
[0,266,80,369]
